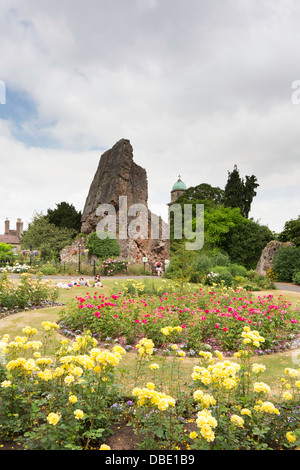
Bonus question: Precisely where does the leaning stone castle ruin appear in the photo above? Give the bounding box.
[62,138,180,267]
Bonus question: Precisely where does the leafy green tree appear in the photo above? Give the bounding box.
[170,184,241,249]
[47,202,82,234]
[0,243,14,262]
[204,206,244,247]
[243,175,259,219]
[223,165,259,218]
[86,232,121,259]
[278,215,300,247]
[21,212,76,261]
[221,219,273,270]
[176,183,224,206]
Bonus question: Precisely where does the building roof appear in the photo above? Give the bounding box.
[171,176,187,192]
[0,234,20,245]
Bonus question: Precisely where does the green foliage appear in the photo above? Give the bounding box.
[101,258,130,276]
[223,165,259,218]
[166,247,274,291]
[279,215,300,247]
[1,285,300,450]
[0,243,14,262]
[169,174,264,278]
[86,232,121,259]
[176,183,224,206]
[0,273,58,310]
[273,246,300,282]
[47,202,82,234]
[206,264,247,288]
[20,212,76,261]
[293,272,300,285]
[0,330,123,449]
[39,263,59,275]
[211,269,233,287]
[221,219,273,270]
[60,281,298,353]
[172,189,243,249]
[204,206,244,246]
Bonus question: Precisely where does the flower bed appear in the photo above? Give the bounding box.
[0,263,31,273]
[101,258,130,276]
[59,280,300,354]
[1,325,300,450]
[0,273,59,313]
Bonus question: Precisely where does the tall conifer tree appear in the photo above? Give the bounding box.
[223,165,258,218]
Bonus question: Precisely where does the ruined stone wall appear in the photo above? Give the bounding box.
[79,138,170,267]
[256,240,295,276]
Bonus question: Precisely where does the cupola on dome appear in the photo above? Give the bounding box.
[172,176,187,192]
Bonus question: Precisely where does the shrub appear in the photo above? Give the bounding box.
[0,329,124,449]
[0,263,31,274]
[221,219,273,270]
[273,246,300,282]
[195,255,214,275]
[211,252,230,267]
[216,270,233,287]
[206,266,233,287]
[0,274,58,311]
[2,325,300,450]
[227,263,248,277]
[293,271,300,285]
[40,264,58,275]
[87,232,121,259]
[102,258,129,276]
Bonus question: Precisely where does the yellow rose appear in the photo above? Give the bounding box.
[74,409,84,419]
[100,444,111,450]
[69,395,77,404]
[47,412,61,425]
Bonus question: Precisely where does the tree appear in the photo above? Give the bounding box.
[47,202,82,234]
[204,206,244,247]
[21,212,76,261]
[176,183,224,206]
[223,165,259,218]
[221,219,273,270]
[278,215,300,247]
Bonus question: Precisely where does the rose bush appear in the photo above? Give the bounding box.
[0,273,59,313]
[1,321,300,450]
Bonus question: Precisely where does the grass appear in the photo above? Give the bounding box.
[0,277,300,396]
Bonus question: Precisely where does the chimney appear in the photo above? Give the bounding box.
[4,218,9,235]
[16,218,24,239]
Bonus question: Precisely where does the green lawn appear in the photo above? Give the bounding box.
[1,277,300,396]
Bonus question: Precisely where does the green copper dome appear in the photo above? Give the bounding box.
[172,176,187,192]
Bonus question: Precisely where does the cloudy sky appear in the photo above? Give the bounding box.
[0,0,299,234]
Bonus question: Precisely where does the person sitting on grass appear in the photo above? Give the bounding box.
[93,273,103,288]
[57,282,73,289]
[78,277,92,287]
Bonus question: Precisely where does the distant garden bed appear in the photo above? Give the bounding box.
[59,279,300,354]
[0,273,59,314]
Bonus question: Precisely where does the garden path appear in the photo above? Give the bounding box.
[274,282,300,293]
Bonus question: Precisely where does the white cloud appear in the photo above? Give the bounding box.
[0,0,299,235]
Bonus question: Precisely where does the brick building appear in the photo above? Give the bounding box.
[0,218,24,252]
